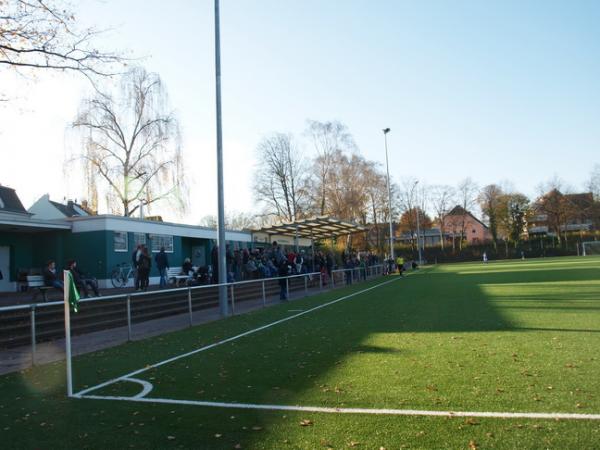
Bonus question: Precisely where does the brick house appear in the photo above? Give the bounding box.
[442,206,492,245]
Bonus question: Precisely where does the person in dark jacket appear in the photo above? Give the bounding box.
[43,260,64,292]
[68,260,99,297]
[137,246,152,291]
[155,247,169,288]
[278,261,289,301]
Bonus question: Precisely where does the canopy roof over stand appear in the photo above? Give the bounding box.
[253,216,365,242]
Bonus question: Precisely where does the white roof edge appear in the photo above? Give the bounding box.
[69,215,251,242]
[0,215,70,229]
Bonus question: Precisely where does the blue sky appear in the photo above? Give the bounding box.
[1,0,599,222]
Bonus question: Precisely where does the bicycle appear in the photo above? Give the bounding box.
[110,263,135,288]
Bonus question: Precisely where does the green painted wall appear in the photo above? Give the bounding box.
[63,231,108,278]
[0,232,34,281]
[31,231,69,270]
[0,228,253,284]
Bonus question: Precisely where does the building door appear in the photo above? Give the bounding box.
[0,247,11,292]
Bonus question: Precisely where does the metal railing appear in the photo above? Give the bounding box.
[0,265,384,366]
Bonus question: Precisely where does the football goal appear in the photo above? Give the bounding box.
[582,241,600,256]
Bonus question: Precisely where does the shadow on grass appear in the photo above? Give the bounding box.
[4,259,600,449]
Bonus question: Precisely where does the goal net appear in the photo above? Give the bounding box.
[582,241,600,256]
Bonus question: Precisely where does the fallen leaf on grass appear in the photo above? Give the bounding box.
[166,436,176,440]
[251,426,263,431]
[299,419,313,426]
[464,418,479,426]
[348,441,360,447]
[468,440,478,449]
[234,444,242,449]
[214,434,222,438]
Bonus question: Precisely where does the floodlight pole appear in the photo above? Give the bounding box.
[413,180,423,265]
[215,0,228,316]
[383,128,394,262]
[63,270,73,397]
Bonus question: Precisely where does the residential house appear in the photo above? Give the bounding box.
[442,206,492,245]
[528,191,595,236]
[28,194,93,219]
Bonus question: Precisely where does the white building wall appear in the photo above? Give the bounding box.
[28,194,64,220]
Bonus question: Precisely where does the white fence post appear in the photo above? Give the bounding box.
[30,305,36,366]
[187,287,193,327]
[285,278,289,300]
[126,295,132,341]
[63,270,73,397]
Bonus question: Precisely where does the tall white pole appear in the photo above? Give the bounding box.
[215,0,228,316]
[63,270,73,397]
[416,203,422,264]
[383,129,394,262]
[413,180,423,265]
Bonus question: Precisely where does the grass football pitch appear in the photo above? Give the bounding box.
[2,256,600,449]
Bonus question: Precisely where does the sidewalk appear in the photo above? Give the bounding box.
[0,280,339,375]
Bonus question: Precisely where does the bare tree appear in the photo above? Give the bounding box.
[0,0,123,93]
[478,184,504,248]
[72,67,186,217]
[430,185,455,250]
[586,164,600,201]
[362,162,391,255]
[456,177,479,250]
[305,120,356,215]
[253,133,309,222]
[199,211,257,231]
[397,178,420,249]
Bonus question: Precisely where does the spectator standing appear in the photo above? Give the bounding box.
[278,260,289,300]
[43,260,64,292]
[132,244,142,289]
[294,252,304,274]
[155,247,170,288]
[137,247,152,291]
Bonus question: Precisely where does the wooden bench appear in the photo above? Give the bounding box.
[26,275,54,302]
[167,267,189,286]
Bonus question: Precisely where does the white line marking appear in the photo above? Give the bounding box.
[78,395,600,421]
[287,309,304,312]
[75,277,400,397]
[122,377,154,399]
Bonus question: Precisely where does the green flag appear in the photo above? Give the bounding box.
[67,271,80,313]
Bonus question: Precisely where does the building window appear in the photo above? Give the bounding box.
[472,229,476,233]
[149,234,174,253]
[134,233,147,247]
[114,231,128,252]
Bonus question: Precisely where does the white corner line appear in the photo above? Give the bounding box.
[75,277,400,397]
[124,377,154,399]
[77,395,600,421]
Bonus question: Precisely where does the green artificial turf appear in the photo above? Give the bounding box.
[2,257,600,449]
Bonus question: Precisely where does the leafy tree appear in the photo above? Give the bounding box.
[498,193,530,248]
